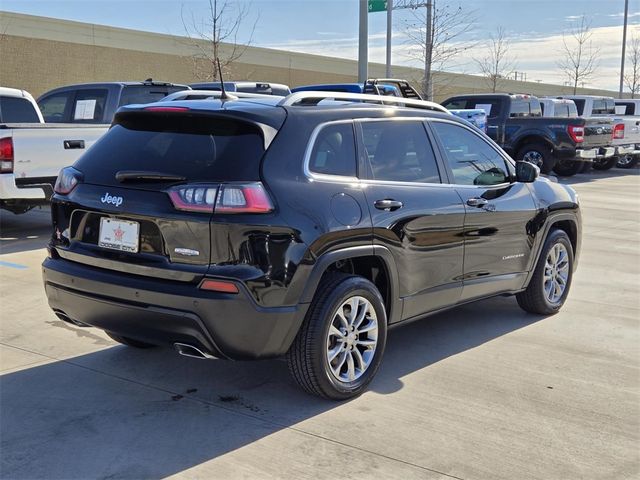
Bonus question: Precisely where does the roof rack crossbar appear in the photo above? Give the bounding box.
[277,91,448,113]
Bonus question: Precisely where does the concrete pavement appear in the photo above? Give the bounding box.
[1,169,638,479]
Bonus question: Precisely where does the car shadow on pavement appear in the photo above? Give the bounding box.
[0,207,51,255]
[555,165,639,186]
[0,296,545,479]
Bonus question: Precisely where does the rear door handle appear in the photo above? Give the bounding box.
[466,197,488,208]
[374,199,403,211]
[63,140,85,149]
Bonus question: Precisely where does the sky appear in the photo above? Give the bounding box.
[2,0,639,91]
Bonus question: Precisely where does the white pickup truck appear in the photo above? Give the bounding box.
[614,99,640,168]
[560,95,640,170]
[0,87,107,214]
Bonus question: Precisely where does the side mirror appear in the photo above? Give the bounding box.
[515,161,539,183]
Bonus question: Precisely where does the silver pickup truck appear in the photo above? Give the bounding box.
[561,95,640,171]
[0,87,107,214]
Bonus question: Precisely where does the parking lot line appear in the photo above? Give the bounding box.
[0,260,28,269]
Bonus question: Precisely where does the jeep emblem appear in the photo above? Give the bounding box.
[100,192,123,207]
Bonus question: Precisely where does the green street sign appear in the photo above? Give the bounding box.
[368,0,387,13]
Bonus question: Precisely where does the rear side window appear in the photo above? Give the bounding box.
[309,123,356,177]
[361,121,440,183]
[510,99,529,117]
[567,103,578,117]
[432,122,510,186]
[0,97,40,123]
[72,89,108,123]
[572,99,585,115]
[38,91,74,122]
[119,86,186,106]
[75,115,265,185]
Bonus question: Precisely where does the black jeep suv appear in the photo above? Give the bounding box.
[43,92,582,400]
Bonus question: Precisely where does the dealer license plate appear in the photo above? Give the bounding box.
[98,217,139,253]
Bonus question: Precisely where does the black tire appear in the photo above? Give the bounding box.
[592,156,617,170]
[516,229,574,315]
[617,154,639,169]
[287,273,388,400]
[106,332,157,348]
[552,159,583,177]
[580,161,592,173]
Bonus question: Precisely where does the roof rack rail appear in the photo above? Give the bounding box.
[277,91,449,113]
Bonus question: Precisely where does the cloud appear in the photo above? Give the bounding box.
[265,23,640,91]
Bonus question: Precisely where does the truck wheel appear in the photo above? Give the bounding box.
[592,157,617,170]
[287,273,387,400]
[552,159,583,177]
[106,332,157,348]
[617,154,639,169]
[517,143,554,174]
[516,229,574,315]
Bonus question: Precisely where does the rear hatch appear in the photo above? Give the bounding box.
[51,107,279,283]
[582,117,613,149]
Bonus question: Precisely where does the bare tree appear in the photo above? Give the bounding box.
[474,27,516,93]
[557,15,600,94]
[624,35,640,98]
[181,0,258,81]
[401,1,477,100]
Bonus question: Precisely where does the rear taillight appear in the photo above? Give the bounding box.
[0,137,14,173]
[167,182,274,214]
[613,123,625,139]
[568,125,584,143]
[54,166,82,194]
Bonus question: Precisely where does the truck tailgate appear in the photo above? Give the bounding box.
[5,123,108,179]
[582,118,613,149]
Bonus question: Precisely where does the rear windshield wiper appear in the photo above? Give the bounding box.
[115,171,187,183]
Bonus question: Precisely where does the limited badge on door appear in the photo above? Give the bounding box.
[98,217,139,253]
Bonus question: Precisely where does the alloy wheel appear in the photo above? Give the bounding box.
[544,243,570,304]
[325,296,378,383]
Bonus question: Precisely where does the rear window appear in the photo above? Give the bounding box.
[509,99,529,117]
[615,102,635,115]
[442,98,502,119]
[591,98,615,115]
[0,96,40,123]
[119,86,186,106]
[75,114,265,184]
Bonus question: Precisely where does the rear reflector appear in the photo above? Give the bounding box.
[143,106,190,112]
[0,137,14,173]
[613,123,625,140]
[199,279,239,294]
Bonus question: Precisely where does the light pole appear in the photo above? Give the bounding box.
[386,0,393,77]
[619,0,629,97]
[358,0,369,83]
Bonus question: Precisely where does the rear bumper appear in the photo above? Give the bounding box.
[42,256,308,360]
[0,174,47,200]
[615,145,640,156]
[575,148,598,160]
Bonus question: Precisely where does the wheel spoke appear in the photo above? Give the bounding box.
[329,325,344,339]
[335,310,349,330]
[352,347,366,371]
[357,321,377,334]
[328,344,343,363]
[346,352,356,381]
[356,339,376,347]
[348,297,359,326]
[353,305,368,330]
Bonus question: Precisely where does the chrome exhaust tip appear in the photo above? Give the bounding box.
[174,343,216,360]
